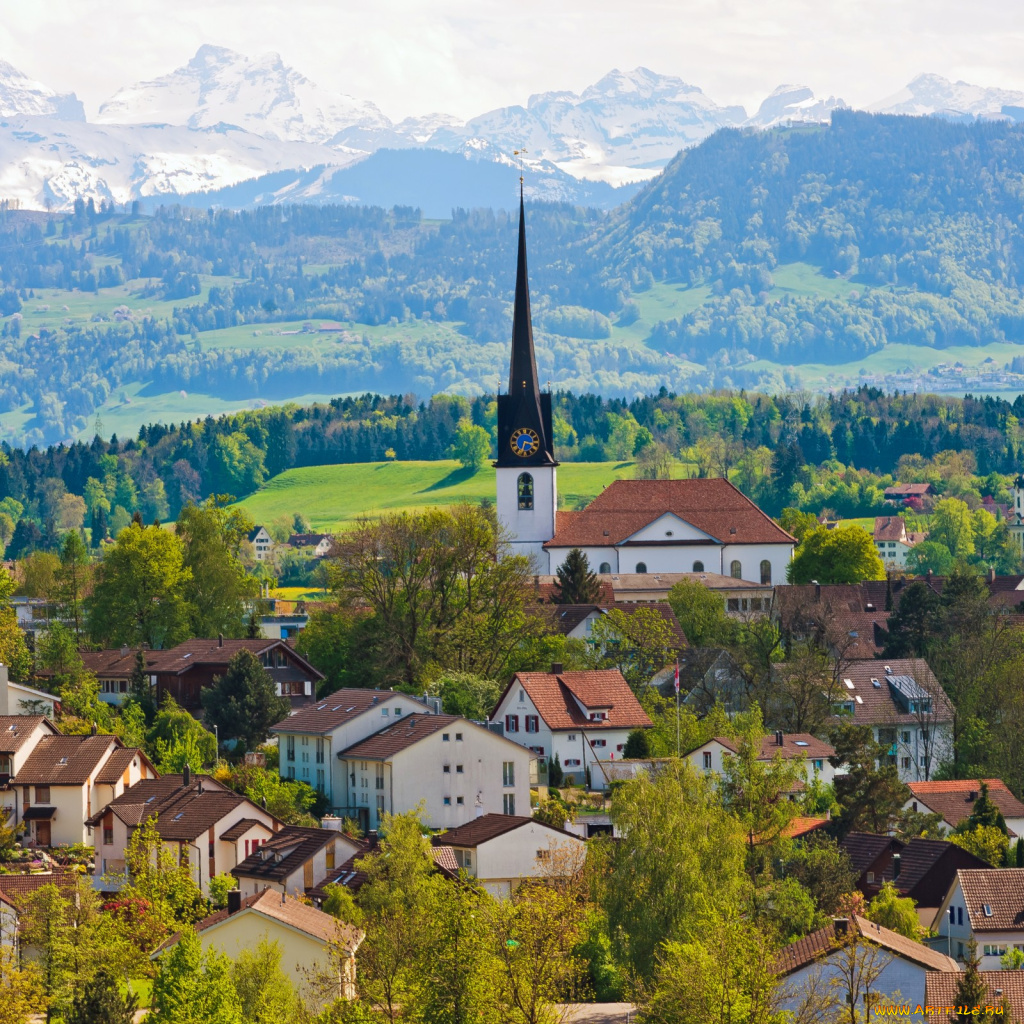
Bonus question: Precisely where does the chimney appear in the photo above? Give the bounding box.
[775,730,784,746]
[90,723,97,736]
[892,852,901,880]
[551,662,563,675]
[833,918,849,938]
[989,566,996,583]
[227,889,242,915]
[183,764,191,788]
[926,569,933,578]
[218,633,224,648]
[968,790,978,801]
[120,645,128,658]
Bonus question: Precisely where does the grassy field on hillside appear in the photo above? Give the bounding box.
[235,460,692,531]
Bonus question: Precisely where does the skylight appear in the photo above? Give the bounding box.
[844,679,854,690]
[346,707,356,712]
[855,695,863,704]
[871,678,881,688]
[332,706,342,711]
[174,812,184,820]
[983,904,993,917]
[795,741,808,747]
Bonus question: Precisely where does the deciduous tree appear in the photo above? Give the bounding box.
[787,525,885,585]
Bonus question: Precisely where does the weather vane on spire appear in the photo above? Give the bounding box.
[513,148,528,190]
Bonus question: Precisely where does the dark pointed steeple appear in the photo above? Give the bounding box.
[495,191,557,469]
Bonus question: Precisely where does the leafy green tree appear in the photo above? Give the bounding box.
[778,507,820,542]
[147,695,218,772]
[22,883,78,1021]
[177,499,260,639]
[128,648,156,720]
[552,548,602,604]
[622,728,651,758]
[906,540,955,576]
[949,825,1009,867]
[150,929,241,1024]
[230,938,301,1023]
[787,524,885,584]
[208,874,237,911]
[66,970,138,1024]
[964,781,1008,834]
[53,530,91,639]
[450,421,492,472]
[590,605,677,693]
[321,884,364,927]
[218,760,319,826]
[865,881,921,940]
[87,521,192,648]
[667,577,736,648]
[930,497,976,558]
[781,833,857,917]
[430,671,501,721]
[295,607,381,691]
[0,947,46,1024]
[201,649,290,753]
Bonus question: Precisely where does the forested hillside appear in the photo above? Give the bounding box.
[5,112,1024,444]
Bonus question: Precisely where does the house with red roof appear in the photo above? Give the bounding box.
[936,868,1024,967]
[490,667,652,787]
[905,779,1024,838]
[873,516,926,568]
[685,731,838,788]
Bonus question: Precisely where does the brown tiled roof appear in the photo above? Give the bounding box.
[756,733,834,761]
[840,832,902,875]
[78,649,138,678]
[884,483,934,497]
[432,845,459,873]
[270,688,417,736]
[94,747,153,784]
[605,571,769,592]
[497,670,652,732]
[339,714,459,759]
[874,516,910,542]
[145,639,323,679]
[0,868,79,906]
[288,533,333,547]
[895,838,989,896]
[543,479,794,548]
[777,916,958,976]
[14,735,120,786]
[908,779,1024,830]
[220,818,274,842]
[925,972,1024,1016]
[232,826,349,883]
[432,813,580,849]
[782,817,829,839]
[528,576,617,605]
[835,658,954,727]
[0,716,59,754]
[547,603,687,649]
[958,868,1024,932]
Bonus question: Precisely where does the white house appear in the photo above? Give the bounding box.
[936,868,1024,967]
[490,668,653,787]
[685,731,837,788]
[776,916,959,1014]
[14,734,154,848]
[0,664,58,717]
[248,526,274,562]
[336,714,531,832]
[270,689,439,811]
[832,659,953,782]
[88,772,282,895]
[873,516,925,568]
[905,779,1024,838]
[232,824,364,900]
[288,533,334,558]
[432,813,587,898]
[0,714,60,784]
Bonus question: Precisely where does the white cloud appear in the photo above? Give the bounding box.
[2,0,1024,120]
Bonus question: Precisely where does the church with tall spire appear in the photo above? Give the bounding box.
[494,192,559,564]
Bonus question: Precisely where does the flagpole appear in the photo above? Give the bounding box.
[674,660,680,757]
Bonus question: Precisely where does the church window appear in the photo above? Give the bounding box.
[635,562,647,574]
[599,562,611,574]
[692,560,704,572]
[760,560,772,585]
[730,560,743,579]
[517,473,534,510]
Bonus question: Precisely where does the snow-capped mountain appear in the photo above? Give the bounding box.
[745,85,847,127]
[96,45,391,145]
[870,73,1024,119]
[426,68,747,186]
[0,59,84,121]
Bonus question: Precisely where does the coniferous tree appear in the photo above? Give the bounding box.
[965,781,1008,835]
[66,971,138,1024]
[955,941,987,1020]
[553,548,602,605]
[201,649,290,753]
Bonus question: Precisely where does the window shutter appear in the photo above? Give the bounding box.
[304,680,312,696]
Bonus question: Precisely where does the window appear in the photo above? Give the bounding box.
[518,689,525,703]
[502,761,515,787]
[36,786,49,803]
[464,851,472,868]
[316,768,325,792]
[394,708,402,716]
[456,796,464,805]
[692,560,704,572]
[286,767,295,780]
[727,598,740,612]
[455,733,463,741]
[443,765,451,774]
[901,757,911,770]
[315,738,325,764]
[505,715,519,733]
[958,907,963,926]
[381,708,389,717]
[760,559,772,585]
[635,562,647,574]
[442,733,450,742]
[564,758,581,767]
[376,764,385,790]
[599,562,611,573]
[503,793,516,815]
[456,764,464,774]
[103,827,113,846]
[901,731,911,744]
[326,846,335,871]
[443,796,451,805]
[592,739,606,748]
[567,734,576,742]
[286,736,295,761]
[866,871,875,883]
[525,715,540,733]
[517,473,534,510]
[730,560,742,579]
[948,907,954,923]
[812,759,823,772]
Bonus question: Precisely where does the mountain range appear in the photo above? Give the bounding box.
[2,47,1024,212]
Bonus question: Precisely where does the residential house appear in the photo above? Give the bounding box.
[146,638,324,712]
[232,825,364,899]
[258,597,323,640]
[431,813,587,898]
[13,734,153,848]
[905,779,1024,838]
[594,571,772,615]
[87,773,282,895]
[0,868,80,955]
[336,714,531,832]
[936,868,1024,967]
[771,583,891,662]
[831,659,954,782]
[548,601,687,652]
[288,533,334,558]
[841,833,990,924]
[776,917,959,1013]
[873,516,926,568]
[270,688,439,808]
[248,526,274,562]
[539,479,795,582]
[884,483,935,504]
[491,668,652,787]
[0,664,58,717]
[73,648,139,705]
[925,971,1024,1020]
[157,889,363,1000]
[0,714,60,789]
[686,732,837,788]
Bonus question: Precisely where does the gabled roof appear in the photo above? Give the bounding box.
[220,818,275,842]
[0,867,78,906]
[288,533,333,547]
[77,649,139,678]
[543,479,794,548]
[431,813,580,849]
[232,826,359,884]
[926,971,1024,1013]
[14,734,122,786]
[908,779,1024,829]
[94,746,156,784]
[144,639,324,679]
[777,916,958,977]
[0,715,59,754]
[840,832,902,875]
[338,714,460,760]
[547,602,687,649]
[689,733,834,762]
[873,516,909,542]
[957,868,1024,932]
[894,838,989,896]
[884,483,934,497]
[495,670,652,732]
[833,658,954,726]
[605,571,768,592]
[270,688,414,736]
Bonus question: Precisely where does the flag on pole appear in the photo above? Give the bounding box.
[674,661,680,694]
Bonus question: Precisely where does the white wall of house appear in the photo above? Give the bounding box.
[936,877,1024,968]
[497,465,557,568]
[234,834,363,899]
[687,740,836,788]
[0,719,57,778]
[870,721,953,783]
[778,954,934,1013]
[0,667,57,717]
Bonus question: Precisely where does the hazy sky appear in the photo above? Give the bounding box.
[3,0,1024,120]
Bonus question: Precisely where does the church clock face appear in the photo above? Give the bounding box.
[510,427,540,458]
